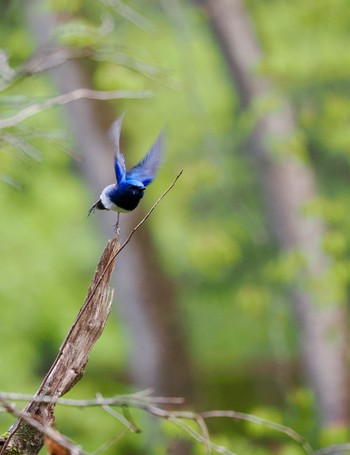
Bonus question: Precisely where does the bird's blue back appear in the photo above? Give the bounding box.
[109,114,164,188]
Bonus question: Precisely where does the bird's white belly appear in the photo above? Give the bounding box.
[108,202,130,213]
[100,185,130,213]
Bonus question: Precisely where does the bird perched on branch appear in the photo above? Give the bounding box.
[88,114,164,227]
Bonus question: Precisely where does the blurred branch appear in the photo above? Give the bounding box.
[117,170,183,254]
[0,50,15,82]
[0,389,317,455]
[19,47,93,78]
[93,428,128,455]
[93,49,181,89]
[0,88,152,130]
[99,0,154,32]
[0,46,94,93]
[0,389,184,407]
[201,411,313,455]
[314,444,350,455]
[1,132,43,161]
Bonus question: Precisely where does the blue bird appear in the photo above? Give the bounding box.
[88,114,164,227]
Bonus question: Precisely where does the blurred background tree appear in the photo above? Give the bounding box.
[1,0,350,454]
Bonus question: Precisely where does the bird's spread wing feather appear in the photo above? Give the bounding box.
[109,113,126,184]
[126,131,164,187]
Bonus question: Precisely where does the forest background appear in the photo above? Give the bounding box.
[1,0,350,454]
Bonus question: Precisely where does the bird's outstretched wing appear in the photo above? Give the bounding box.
[109,113,126,184]
[126,131,165,187]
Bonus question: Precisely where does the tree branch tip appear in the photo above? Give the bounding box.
[107,170,184,258]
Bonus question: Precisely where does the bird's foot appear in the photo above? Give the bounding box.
[114,223,120,236]
[114,213,120,236]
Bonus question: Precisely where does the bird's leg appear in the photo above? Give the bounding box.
[114,212,120,235]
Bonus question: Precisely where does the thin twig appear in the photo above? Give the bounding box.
[0,391,184,407]
[0,47,94,93]
[99,0,154,32]
[196,414,211,455]
[164,415,236,455]
[314,444,350,455]
[83,170,183,309]
[200,410,314,455]
[96,393,140,433]
[118,170,183,253]
[102,404,139,432]
[0,390,319,455]
[0,89,152,129]
[92,428,128,455]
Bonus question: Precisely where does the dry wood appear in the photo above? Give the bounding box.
[0,172,182,455]
[0,235,120,455]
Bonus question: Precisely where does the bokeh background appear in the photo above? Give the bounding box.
[1,0,350,453]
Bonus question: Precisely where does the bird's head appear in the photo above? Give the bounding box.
[126,180,146,195]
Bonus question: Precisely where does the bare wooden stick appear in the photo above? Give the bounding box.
[0,390,184,407]
[117,170,183,255]
[1,236,120,455]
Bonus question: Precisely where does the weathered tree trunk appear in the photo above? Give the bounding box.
[1,237,119,455]
[203,0,349,425]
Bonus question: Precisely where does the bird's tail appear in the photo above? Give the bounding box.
[87,199,106,216]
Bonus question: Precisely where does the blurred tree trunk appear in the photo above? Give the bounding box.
[202,0,349,426]
[26,0,192,410]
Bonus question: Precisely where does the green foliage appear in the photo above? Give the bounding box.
[48,0,83,14]
[319,424,350,448]
[1,0,350,453]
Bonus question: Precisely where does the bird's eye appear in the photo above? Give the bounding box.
[131,184,143,191]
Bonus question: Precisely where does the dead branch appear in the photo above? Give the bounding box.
[200,411,313,455]
[0,174,181,455]
[0,88,152,129]
[0,390,184,408]
[0,46,94,92]
[117,170,183,253]
[99,0,154,32]
[0,389,185,412]
[0,397,84,455]
[0,388,318,455]
[1,236,119,455]
[314,444,350,455]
